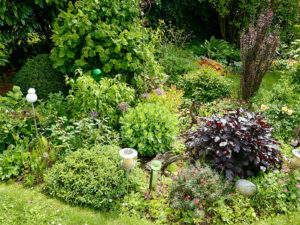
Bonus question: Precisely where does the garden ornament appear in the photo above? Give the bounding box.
[235,179,257,196]
[26,88,38,137]
[149,160,162,191]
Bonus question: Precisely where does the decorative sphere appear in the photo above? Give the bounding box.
[235,179,256,196]
[26,88,38,103]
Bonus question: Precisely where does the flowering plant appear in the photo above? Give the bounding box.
[169,162,228,217]
[258,103,299,140]
[251,166,300,214]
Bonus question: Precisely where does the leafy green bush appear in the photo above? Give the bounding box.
[120,103,179,157]
[0,143,29,180]
[169,162,225,218]
[13,54,66,99]
[178,67,231,103]
[51,0,163,84]
[66,71,135,127]
[45,145,142,209]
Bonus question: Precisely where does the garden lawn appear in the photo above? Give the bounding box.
[225,71,282,97]
[0,183,153,225]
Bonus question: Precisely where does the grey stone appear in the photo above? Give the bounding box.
[235,179,256,196]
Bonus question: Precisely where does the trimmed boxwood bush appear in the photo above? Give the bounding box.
[44,145,142,209]
[13,54,66,99]
[120,102,179,157]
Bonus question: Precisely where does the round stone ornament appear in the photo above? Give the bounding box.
[235,179,256,196]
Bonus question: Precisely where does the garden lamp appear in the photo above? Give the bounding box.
[149,160,162,191]
[26,88,38,137]
[119,148,138,170]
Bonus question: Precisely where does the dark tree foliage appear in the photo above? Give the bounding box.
[0,0,75,66]
[240,9,279,100]
[148,0,220,41]
[186,109,282,180]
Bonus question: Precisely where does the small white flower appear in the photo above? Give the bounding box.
[122,203,128,206]
[109,199,112,202]
[57,209,60,212]
[51,222,55,225]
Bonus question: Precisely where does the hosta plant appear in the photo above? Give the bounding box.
[186,108,283,180]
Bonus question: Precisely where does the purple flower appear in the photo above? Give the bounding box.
[283,178,287,182]
[154,88,164,96]
[141,93,150,99]
[117,102,129,111]
[267,185,270,188]
[296,184,300,188]
[285,189,288,192]
[89,111,99,117]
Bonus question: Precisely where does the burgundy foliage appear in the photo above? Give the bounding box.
[186,109,282,180]
[240,9,279,100]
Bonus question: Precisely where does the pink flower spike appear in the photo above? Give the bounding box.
[226,180,230,185]
[192,170,196,174]
[185,195,190,200]
[231,193,235,197]
[185,174,189,179]
[194,198,199,205]
[283,178,287,182]
[296,184,300,188]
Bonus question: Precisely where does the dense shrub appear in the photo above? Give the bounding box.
[197,58,224,74]
[66,71,135,127]
[45,145,142,209]
[13,54,66,99]
[186,109,283,180]
[51,0,163,84]
[143,86,184,113]
[169,162,225,216]
[240,10,279,100]
[120,103,179,157]
[178,67,231,103]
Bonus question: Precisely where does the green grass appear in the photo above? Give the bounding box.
[225,71,282,98]
[253,211,300,225]
[0,183,153,225]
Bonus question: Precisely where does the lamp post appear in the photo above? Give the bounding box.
[26,88,38,137]
[119,148,138,193]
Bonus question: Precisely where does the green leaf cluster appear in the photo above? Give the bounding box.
[45,145,142,209]
[50,0,163,84]
[120,102,179,157]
